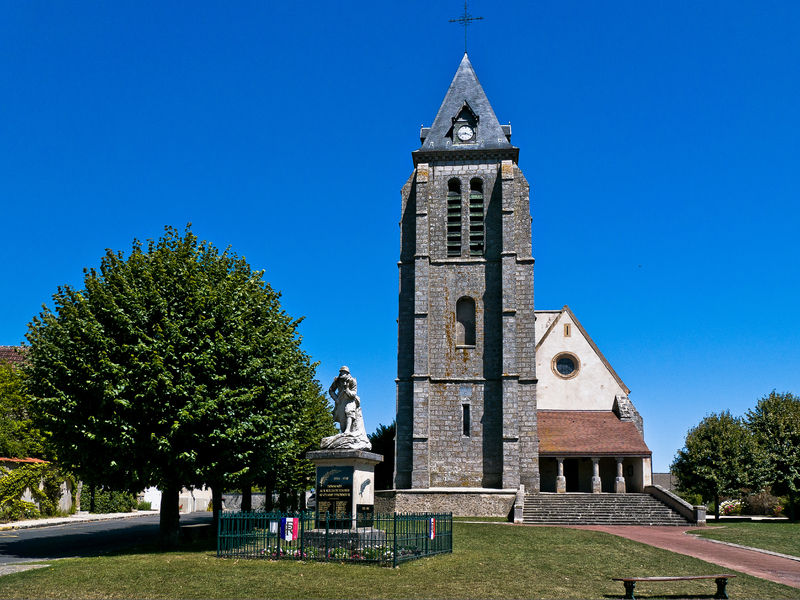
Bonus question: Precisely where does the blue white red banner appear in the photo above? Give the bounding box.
[280,517,299,541]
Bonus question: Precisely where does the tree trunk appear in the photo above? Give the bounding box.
[212,485,223,534]
[89,484,96,513]
[264,472,276,512]
[159,484,180,548]
[241,482,252,512]
[714,493,720,520]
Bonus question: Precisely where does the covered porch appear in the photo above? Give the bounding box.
[537,410,652,493]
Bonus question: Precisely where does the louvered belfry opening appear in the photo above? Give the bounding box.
[469,178,484,256]
[447,178,462,256]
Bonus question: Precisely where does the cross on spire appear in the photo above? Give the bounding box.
[449,1,483,54]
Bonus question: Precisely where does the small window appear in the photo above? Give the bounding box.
[447,179,461,256]
[462,404,471,436]
[469,178,484,256]
[552,352,580,379]
[564,323,571,337]
[456,297,476,346]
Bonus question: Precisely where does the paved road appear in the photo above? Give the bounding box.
[0,512,212,565]
[574,525,800,589]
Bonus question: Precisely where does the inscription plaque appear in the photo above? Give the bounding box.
[356,503,374,527]
[315,465,354,529]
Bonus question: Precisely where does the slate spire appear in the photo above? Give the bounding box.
[418,53,514,153]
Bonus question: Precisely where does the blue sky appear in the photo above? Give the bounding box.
[2,1,798,472]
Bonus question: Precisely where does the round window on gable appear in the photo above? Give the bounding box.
[552,352,580,379]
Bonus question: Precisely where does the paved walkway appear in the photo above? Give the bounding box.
[574,525,800,589]
[0,510,159,531]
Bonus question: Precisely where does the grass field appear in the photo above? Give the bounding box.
[0,522,798,599]
[689,521,800,558]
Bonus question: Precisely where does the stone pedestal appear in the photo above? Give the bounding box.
[306,449,383,530]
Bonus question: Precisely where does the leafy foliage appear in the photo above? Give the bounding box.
[0,462,73,521]
[369,421,395,490]
[671,410,763,518]
[746,391,800,519]
[25,225,334,540]
[0,362,47,460]
[88,488,137,513]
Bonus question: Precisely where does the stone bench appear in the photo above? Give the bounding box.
[612,574,736,599]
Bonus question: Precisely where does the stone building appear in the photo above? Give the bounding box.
[394,55,652,500]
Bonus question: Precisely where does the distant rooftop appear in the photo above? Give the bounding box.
[0,345,27,367]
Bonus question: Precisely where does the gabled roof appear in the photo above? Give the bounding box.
[0,457,48,464]
[538,410,650,456]
[416,54,516,155]
[535,306,630,395]
[0,345,27,367]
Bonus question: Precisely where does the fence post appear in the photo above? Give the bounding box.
[325,512,330,562]
[276,513,281,559]
[392,512,398,568]
[299,511,305,559]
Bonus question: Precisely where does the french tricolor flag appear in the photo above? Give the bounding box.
[280,517,299,541]
[428,517,436,540]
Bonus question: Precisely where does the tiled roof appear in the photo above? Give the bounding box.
[0,345,27,367]
[0,457,48,464]
[538,410,651,456]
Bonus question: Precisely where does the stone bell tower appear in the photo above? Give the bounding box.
[395,54,538,491]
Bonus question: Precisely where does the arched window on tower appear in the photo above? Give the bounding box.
[469,178,484,256]
[447,179,462,256]
[456,296,476,346]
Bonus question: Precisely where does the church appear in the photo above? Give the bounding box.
[390,54,657,511]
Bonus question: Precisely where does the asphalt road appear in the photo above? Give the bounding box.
[0,512,212,565]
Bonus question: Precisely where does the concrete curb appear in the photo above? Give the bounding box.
[0,510,160,531]
[686,531,800,563]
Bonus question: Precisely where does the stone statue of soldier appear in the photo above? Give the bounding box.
[320,366,371,451]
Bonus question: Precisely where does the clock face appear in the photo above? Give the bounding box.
[456,125,475,141]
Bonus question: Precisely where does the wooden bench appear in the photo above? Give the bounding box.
[612,574,736,599]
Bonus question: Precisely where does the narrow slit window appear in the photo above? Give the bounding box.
[447,179,461,257]
[462,404,471,437]
[564,323,571,337]
[469,178,484,256]
[456,297,476,346]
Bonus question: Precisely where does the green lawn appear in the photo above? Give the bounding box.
[689,521,800,558]
[0,523,798,599]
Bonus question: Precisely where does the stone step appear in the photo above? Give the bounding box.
[521,492,692,526]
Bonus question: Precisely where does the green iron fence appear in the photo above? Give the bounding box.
[217,511,452,566]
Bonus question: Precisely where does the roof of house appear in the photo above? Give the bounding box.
[0,345,27,367]
[0,457,48,464]
[538,410,651,456]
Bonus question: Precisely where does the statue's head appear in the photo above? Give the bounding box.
[339,365,350,375]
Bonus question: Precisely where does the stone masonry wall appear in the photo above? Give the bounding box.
[375,490,516,517]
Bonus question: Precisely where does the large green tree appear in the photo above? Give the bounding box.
[26,226,333,543]
[0,361,47,460]
[747,391,800,520]
[671,411,763,519]
[368,421,395,490]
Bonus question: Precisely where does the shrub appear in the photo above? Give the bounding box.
[719,499,742,516]
[0,463,72,521]
[137,500,152,511]
[742,489,782,516]
[677,491,705,506]
[90,489,137,513]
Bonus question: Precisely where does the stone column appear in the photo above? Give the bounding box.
[556,458,566,493]
[615,458,626,493]
[591,458,601,494]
